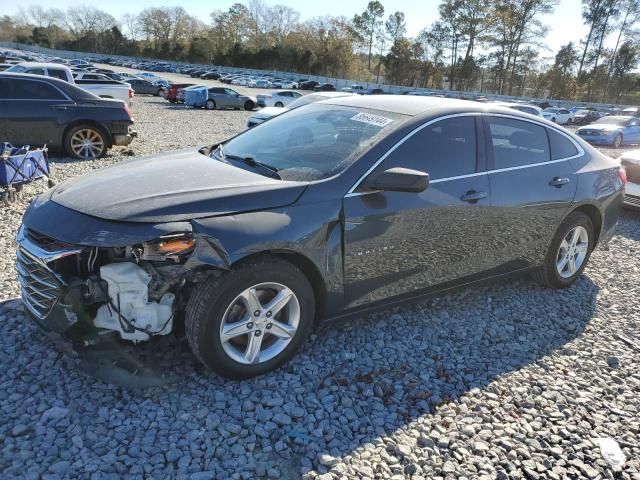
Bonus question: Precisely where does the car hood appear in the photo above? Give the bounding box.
[49,148,307,223]
[577,124,621,132]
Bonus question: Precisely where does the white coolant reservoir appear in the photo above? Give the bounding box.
[94,263,175,342]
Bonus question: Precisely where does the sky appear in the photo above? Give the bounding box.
[2,0,592,62]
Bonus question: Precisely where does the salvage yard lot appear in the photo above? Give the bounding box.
[1,90,640,479]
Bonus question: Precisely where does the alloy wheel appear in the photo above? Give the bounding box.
[70,129,104,159]
[219,282,300,365]
[556,226,589,278]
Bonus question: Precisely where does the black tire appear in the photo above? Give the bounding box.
[613,134,623,148]
[64,124,107,160]
[530,211,594,288]
[205,99,216,110]
[185,256,315,379]
[567,118,572,125]
[244,100,255,111]
[275,101,284,108]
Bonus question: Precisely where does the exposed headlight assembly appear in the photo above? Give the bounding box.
[140,233,195,262]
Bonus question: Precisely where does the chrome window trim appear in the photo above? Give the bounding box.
[346,112,481,194]
[345,111,585,197]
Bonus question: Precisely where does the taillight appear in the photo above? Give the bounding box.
[124,103,133,121]
[618,167,627,186]
[128,88,134,98]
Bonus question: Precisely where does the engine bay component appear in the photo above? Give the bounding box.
[94,262,175,342]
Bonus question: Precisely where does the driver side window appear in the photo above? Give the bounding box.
[381,116,478,180]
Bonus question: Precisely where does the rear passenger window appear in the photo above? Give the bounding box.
[548,129,578,159]
[487,117,550,169]
[7,80,66,100]
[48,69,68,81]
[384,117,477,180]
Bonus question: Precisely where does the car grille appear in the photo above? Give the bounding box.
[579,130,599,136]
[16,247,65,319]
[15,227,81,320]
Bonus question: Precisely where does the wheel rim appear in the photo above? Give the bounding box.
[556,226,589,279]
[207,101,214,109]
[614,135,622,147]
[219,282,300,365]
[275,102,283,107]
[70,129,104,159]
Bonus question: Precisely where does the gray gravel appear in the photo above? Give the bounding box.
[2,88,640,479]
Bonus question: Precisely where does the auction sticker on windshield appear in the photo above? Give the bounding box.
[350,112,394,127]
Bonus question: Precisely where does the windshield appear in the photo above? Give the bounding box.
[576,110,590,115]
[544,108,558,113]
[593,116,628,126]
[212,104,408,181]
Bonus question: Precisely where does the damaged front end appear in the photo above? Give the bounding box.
[15,225,228,378]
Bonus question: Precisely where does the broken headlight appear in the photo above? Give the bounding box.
[140,233,195,262]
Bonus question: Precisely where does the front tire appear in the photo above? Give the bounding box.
[531,211,594,288]
[275,101,284,108]
[185,257,315,379]
[244,100,255,111]
[613,134,623,148]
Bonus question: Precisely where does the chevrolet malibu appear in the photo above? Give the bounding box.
[16,97,624,379]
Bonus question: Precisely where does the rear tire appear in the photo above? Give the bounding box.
[530,211,594,288]
[205,99,216,110]
[64,124,107,160]
[185,256,315,379]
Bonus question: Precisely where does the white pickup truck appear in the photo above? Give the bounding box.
[6,62,132,104]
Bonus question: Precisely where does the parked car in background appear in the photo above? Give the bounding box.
[166,83,195,103]
[201,71,221,80]
[622,107,639,117]
[363,88,385,95]
[126,78,165,96]
[0,73,135,160]
[620,149,640,209]
[542,107,574,124]
[0,63,12,71]
[204,87,256,110]
[300,80,319,90]
[576,116,640,148]
[256,90,303,108]
[136,72,161,80]
[246,91,356,128]
[250,79,272,88]
[314,83,336,92]
[8,62,132,104]
[15,96,624,379]
[572,109,600,125]
[117,72,142,81]
[495,102,543,117]
[341,84,365,93]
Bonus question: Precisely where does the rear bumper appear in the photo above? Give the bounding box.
[112,129,137,146]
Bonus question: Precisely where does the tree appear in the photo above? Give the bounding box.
[352,1,385,72]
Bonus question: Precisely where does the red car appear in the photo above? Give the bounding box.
[165,83,195,103]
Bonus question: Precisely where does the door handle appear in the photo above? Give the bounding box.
[460,190,488,203]
[549,177,570,187]
[51,105,68,110]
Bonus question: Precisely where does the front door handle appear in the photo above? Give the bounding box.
[549,177,570,187]
[460,190,488,203]
[51,105,68,110]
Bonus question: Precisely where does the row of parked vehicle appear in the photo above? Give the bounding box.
[0,49,137,159]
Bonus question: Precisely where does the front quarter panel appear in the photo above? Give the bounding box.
[191,199,344,314]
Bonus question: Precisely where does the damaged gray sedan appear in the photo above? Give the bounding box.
[16,96,624,379]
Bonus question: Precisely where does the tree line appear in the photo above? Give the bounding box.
[1,1,638,103]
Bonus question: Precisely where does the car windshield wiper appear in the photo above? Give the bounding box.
[215,145,281,180]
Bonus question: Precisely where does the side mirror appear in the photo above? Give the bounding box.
[362,167,429,193]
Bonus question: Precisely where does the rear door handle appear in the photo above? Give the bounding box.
[460,190,488,203]
[549,177,570,187]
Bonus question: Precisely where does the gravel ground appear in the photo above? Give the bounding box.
[1,84,640,480]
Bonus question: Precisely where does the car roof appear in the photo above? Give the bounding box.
[319,95,485,116]
[13,62,71,69]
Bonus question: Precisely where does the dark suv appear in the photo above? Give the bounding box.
[0,73,135,159]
